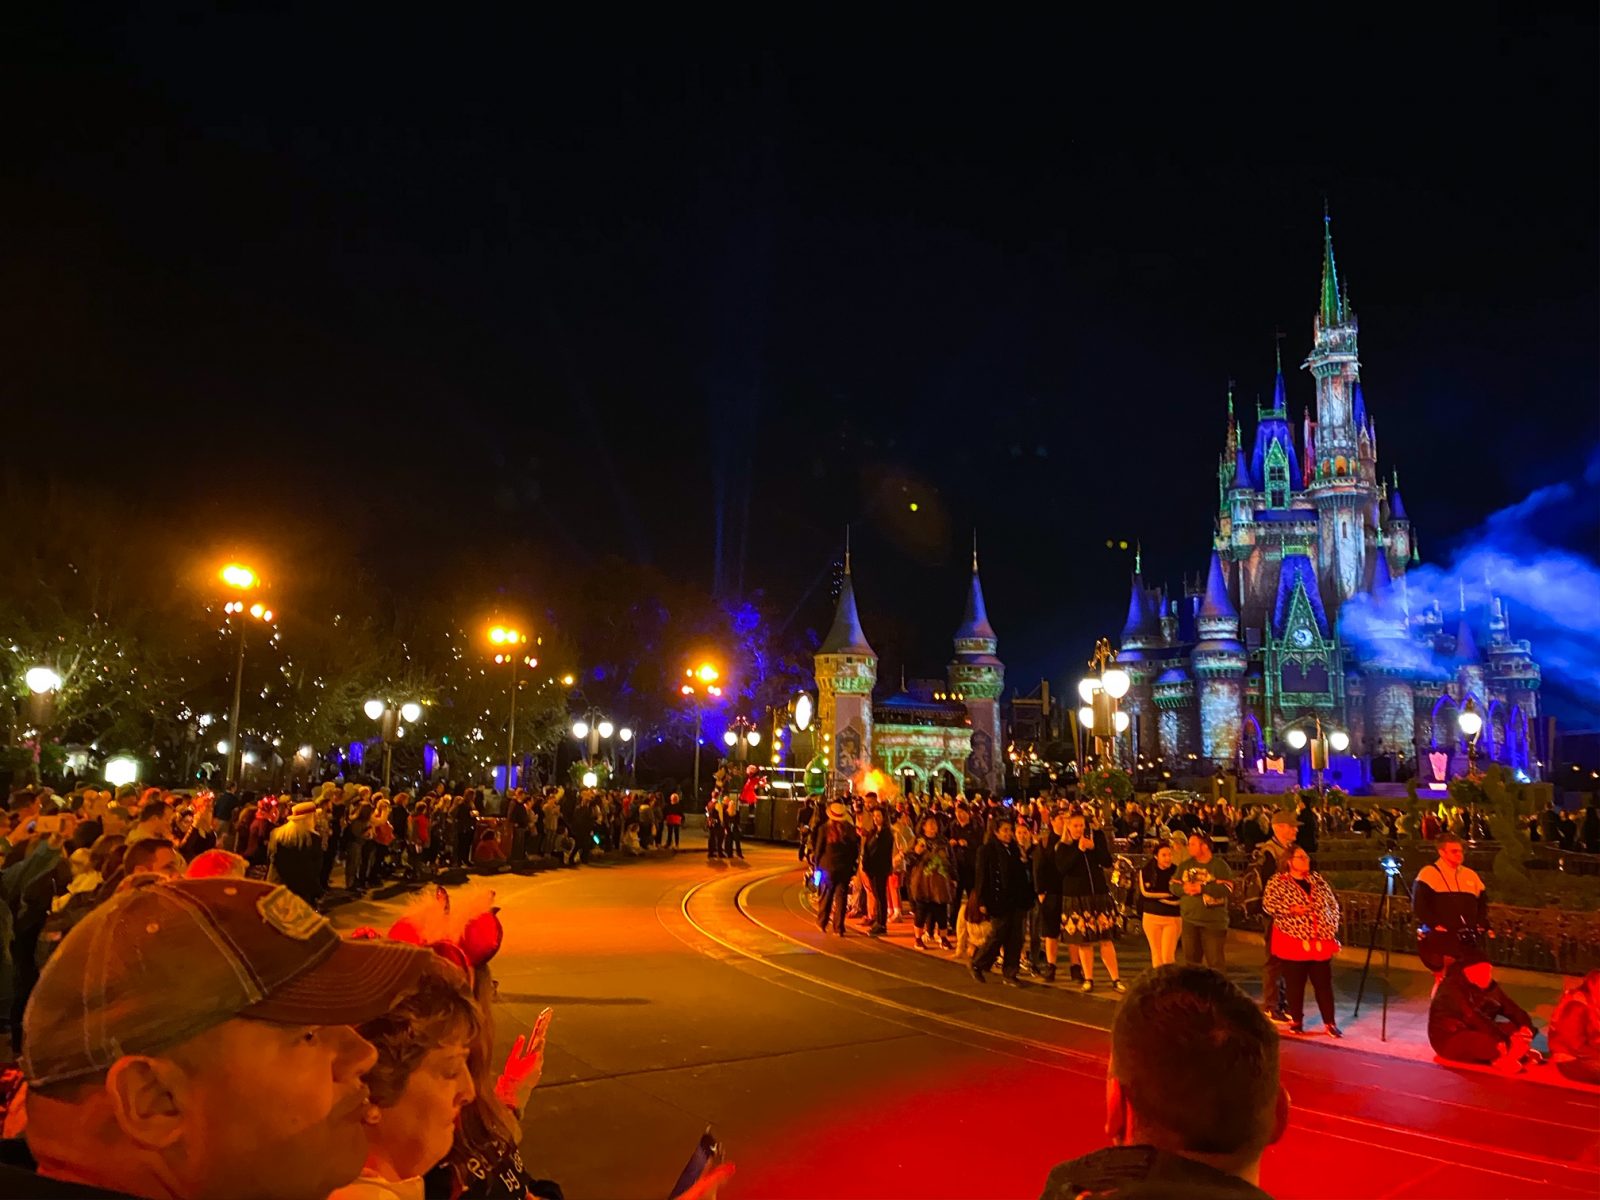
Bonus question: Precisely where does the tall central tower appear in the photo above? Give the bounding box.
[947,538,1004,794]
[1304,208,1377,614]
[814,542,877,789]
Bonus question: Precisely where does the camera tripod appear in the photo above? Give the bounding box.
[1351,864,1400,1041]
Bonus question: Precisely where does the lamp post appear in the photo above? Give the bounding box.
[573,710,632,785]
[364,699,423,790]
[723,715,760,764]
[1077,638,1131,766]
[1457,698,1484,778]
[680,662,722,807]
[24,667,61,782]
[1283,718,1349,792]
[488,626,534,792]
[218,564,269,790]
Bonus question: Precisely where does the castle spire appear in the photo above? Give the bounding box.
[1135,540,1142,576]
[1198,551,1239,622]
[1271,340,1287,412]
[1389,468,1409,521]
[972,528,980,573]
[1319,202,1343,326]
[820,533,874,656]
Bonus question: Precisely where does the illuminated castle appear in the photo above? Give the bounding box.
[1119,214,1543,780]
[814,539,1004,795]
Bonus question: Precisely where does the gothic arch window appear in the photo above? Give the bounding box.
[1335,455,1349,476]
[1265,442,1290,509]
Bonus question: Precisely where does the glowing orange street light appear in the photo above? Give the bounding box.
[220,562,257,591]
[682,660,724,806]
[488,625,530,791]
[218,562,265,788]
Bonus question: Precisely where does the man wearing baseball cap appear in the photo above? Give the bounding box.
[4,877,430,1200]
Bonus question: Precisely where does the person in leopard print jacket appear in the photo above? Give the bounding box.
[1262,845,1343,1036]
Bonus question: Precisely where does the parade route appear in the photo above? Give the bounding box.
[334,843,1600,1200]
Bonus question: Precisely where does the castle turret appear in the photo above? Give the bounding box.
[1114,552,1163,769]
[1191,551,1246,765]
[948,537,1004,793]
[814,539,877,788]
[1385,468,1412,566]
[1304,207,1377,615]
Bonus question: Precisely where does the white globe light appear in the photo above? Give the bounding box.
[1457,709,1483,737]
[395,726,406,738]
[297,744,315,759]
[241,752,256,766]
[104,755,139,787]
[572,721,589,740]
[581,770,598,789]
[793,693,814,731]
[1078,705,1095,729]
[1077,679,1098,704]
[216,739,231,755]
[25,667,61,695]
[1286,729,1308,750]
[618,727,633,742]
[1114,711,1131,733]
[723,731,738,747]
[747,730,761,747]
[597,720,614,739]
[400,702,422,724]
[364,699,386,721]
[1329,731,1350,752]
[1102,668,1131,699]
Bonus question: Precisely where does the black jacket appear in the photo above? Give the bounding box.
[861,828,894,879]
[1057,831,1112,897]
[1033,836,1065,896]
[817,822,861,877]
[947,817,982,880]
[1039,1145,1274,1200]
[1428,969,1533,1052]
[974,838,1034,917]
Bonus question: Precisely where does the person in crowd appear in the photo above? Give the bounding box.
[664,792,684,851]
[1033,810,1068,983]
[704,791,725,860]
[124,799,171,846]
[270,800,329,906]
[815,802,860,937]
[1038,965,1286,1200]
[175,804,218,862]
[185,847,249,879]
[4,877,429,1200]
[860,807,894,937]
[117,836,184,884]
[1057,811,1124,993]
[1428,957,1537,1073]
[968,813,1034,986]
[1173,831,1233,972]
[1138,842,1183,968]
[1412,832,1490,985]
[888,807,916,922]
[245,795,280,867]
[1261,845,1342,1037]
[1548,969,1600,1085]
[1250,811,1299,1023]
[1295,794,1319,854]
[905,814,956,950]
[946,802,981,941]
[726,776,749,859]
[1014,821,1043,975]
[328,959,482,1200]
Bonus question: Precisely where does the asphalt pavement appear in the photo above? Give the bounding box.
[333,839,1600,1200]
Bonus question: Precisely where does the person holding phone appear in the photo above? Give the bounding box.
[1057,812,1125,994]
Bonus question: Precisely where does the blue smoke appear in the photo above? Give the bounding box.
[1339,450,1600,725]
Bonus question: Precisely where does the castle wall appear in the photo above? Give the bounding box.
[1198,678,1242,763]
[1367,678,1415,757]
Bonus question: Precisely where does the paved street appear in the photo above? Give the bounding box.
[334,842,1600,1200]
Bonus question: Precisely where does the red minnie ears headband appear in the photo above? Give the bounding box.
[349,885,504,985]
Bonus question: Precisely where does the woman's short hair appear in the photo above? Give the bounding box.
[358,959,482,1109]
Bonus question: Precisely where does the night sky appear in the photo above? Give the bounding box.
[5,8,1596,706]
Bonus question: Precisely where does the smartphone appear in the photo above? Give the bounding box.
[669,1128,723,1200]
[34,815,62,836]
[532,1006,554,1041]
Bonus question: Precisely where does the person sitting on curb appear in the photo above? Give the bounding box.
[1547,969,1600,1086]
[1427,956,1538,1075]
[1038,965,1287,1200]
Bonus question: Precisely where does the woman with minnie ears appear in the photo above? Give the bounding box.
[349,889,733,1200]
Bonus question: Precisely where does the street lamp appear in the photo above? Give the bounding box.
[725,715,760,764]
[489,625,534,792]
[365,698,424,790]
[681,661,723,807]
[571,709,627,772]
[1282,717,1346,790]
[1077,638,1131,766]
[1457,698,1484,777]
[218,563,269,789]
[25,667,61,695]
